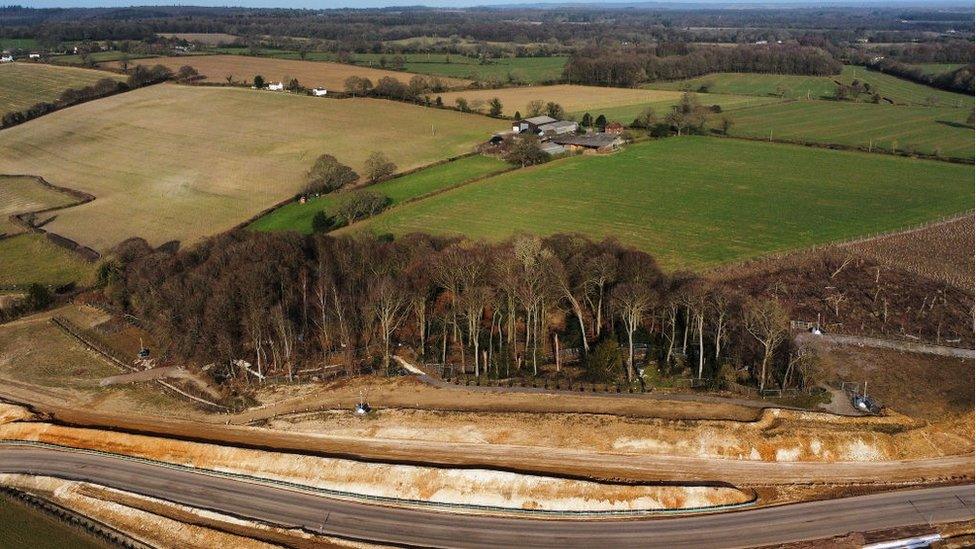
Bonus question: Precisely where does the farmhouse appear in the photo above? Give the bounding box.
[0,55,12,63]
[312,88,328,96]
[552,133,624,153]
[605,122,625,135]
[267,81,285,91]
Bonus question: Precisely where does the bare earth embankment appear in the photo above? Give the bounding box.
[0,406,749,513]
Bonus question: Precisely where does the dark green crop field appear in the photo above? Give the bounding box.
[250,154,509,234]
[344,137,973,269]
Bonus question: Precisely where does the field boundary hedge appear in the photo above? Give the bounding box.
[2,173,100,261]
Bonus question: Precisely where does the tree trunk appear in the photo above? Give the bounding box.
[682,305,689,354]
[626,325,635,382]
[697,312,704,379]
[714,311,725,362]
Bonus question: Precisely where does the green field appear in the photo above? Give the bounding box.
[839,65,970,107]
[354,54,568,84]
[209,48,567,83]
[51,51,180,65]
[343,137,973,269]
[649,72,840,100]
[251,154,509,233]
[0,62,125,116]
[910,63,966,76]
[0,176,78,235]
[582,94,781,124]
[650,66,970,108]
[0,38,39,51]
[0,233,96,286]
[726,100,974,159]
[0,495,108,549]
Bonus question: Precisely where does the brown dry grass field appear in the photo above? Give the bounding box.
[0,175,77,235]
[0,84,504,251]
[436,84,780,120]
[107,54,470,90]
[0,62,125,118]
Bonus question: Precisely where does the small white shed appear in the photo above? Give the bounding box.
[311,88,328,96]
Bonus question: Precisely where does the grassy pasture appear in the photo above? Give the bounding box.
[251,154,509,233]
[354,54,568,84]
[839,65,970,107]
[209,49,566,83]
[0,176,78,235]
[649,72,840,100]
[157,32,239,45]
[0,38,39,51]
[106,54,471,89]
[436,84,781,122]
[344,137,973,270]
[0,84,504,251]
[649,66,970,107]
[0,233,96,286]
[726,100,974,159]
[910,63,965,76]
[0,62,125,117]
[52,51,168,65]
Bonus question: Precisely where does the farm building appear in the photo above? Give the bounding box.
[267,81,285,91]
[537,120,578,136]
[312,88,328,96]
[540,142,567,155]
[0,55,12,63]
[512,115,557,134]
[552,133,624,153]
[605,122,625,135]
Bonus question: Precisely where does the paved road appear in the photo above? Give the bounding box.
[1,446,972,548]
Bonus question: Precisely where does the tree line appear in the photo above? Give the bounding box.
[563,44,843,87]
[103,231,819,393]
[867,60,974,97]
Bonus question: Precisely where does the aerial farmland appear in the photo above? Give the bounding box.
[0,4,973,548]
[0,83,504,250]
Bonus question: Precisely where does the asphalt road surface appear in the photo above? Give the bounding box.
[1,446,973,548]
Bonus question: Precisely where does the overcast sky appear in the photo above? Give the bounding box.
[18,0,972,8]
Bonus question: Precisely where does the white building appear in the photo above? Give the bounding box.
[0,55,13,63]
[28,53,41,59]
[311,88,328,96]
[267,81,284,91]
